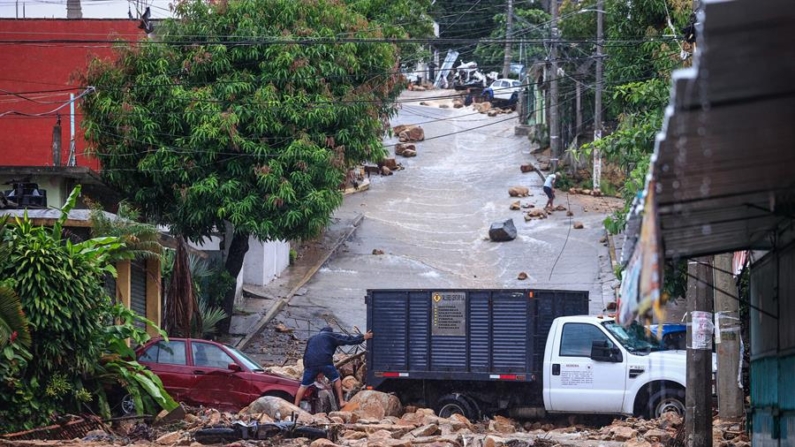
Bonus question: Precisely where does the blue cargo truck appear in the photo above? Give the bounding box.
[365,289,694,419]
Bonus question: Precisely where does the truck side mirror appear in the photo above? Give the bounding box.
[590,340,623,363]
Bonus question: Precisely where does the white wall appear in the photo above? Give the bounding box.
[243,236,290,286]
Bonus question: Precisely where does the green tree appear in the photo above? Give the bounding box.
[0,187,175,432]
[78,0,403,332]
[343,0,435,66]
[562,0,690,231]
[473,7,550,73]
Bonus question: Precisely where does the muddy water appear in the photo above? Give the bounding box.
[285,91,613,335]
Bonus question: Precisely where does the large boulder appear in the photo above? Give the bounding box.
[489,219,517,242]
[508,186,529,197]
[343,390,403,420]
[241,396,313,424]
[397,126,425,142]
[395,143,415,156]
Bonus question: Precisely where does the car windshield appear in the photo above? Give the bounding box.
[226,345,265,372]
[602,321,665,354]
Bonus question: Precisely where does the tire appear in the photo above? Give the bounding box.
[436,393,479,421]
[193,427,239,444]
[119,393,137,416]
[509,92,518,105]
[647,388,686,419]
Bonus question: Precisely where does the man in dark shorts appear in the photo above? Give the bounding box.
[293,326,373,408]
[544,172,558,210]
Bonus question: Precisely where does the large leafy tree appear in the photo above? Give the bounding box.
[79,0,403,332]
[343,0,436,66]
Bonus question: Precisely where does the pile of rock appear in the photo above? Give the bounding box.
[392,125,424,159]
[568,187,602,197]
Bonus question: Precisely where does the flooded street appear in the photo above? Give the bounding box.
[282,90,621,334]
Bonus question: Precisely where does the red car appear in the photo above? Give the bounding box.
[133,338,304,413]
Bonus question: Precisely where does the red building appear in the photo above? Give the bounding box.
[0,19,144,169]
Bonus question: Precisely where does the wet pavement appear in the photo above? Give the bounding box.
[237,89,622,364]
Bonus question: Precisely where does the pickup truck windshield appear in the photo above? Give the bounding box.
[602,321,664,354]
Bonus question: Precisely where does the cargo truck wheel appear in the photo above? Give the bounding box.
[436,394,479,420]
[647,388,686,419]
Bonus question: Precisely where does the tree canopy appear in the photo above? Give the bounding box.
[79,0,404,331]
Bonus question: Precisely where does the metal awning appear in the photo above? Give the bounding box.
[651,0,795,259]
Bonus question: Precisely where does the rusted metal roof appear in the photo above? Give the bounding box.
[651,0,795,259]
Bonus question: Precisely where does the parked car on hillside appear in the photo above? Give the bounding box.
[482,79,523,104]
[131,338,305,413]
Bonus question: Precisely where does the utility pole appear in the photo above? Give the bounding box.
[714,253,744,419]
[549,0,560,157]
[66,0,82,18]
[52,116,62,167]
[685,258,714,447]
[502,0,514,78]
[592,0,604,191]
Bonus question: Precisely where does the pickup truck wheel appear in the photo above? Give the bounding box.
[648,389,686,419]
[436,394,478,420]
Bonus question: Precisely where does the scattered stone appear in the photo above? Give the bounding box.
[599,236,607,243]
[474,102,492,113]
[520,164,535,173]
[624,439,651,447]
[612,426,639,442]
[484,434,506,447]
[491,415,516,434]
[573,222,584,229]
[453,100,464,108]
[658,412,682,429]
[526,208,548,219]
[439,104,450,109]
[275,323,293,333]
[156,431,182,445]
[419,101,429,106]
[508,186,530,197]
[410,424,440,437]
[554,205,566,211]
[566,211,573,217]
[488,219,517,242]
[509,201,521,210]
[570,187,580,194]
[396,125,425,142]
[395,143,415,156]
[310,439,340,447]
[538,161,551,171]
[521,203,532,209]
[372,249,385,255]
[644,428,671,443]
[582,189,592,195]
[487,109,499,117]
[592,188,602,197]
[402,149,417,157]
[344,390,403,420]
[381,166,392,176]
[243,396,313,424]
[381,158,398,170]
[517,272,528,280]
[342,375,361,391]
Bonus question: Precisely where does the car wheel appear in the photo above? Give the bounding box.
[509,92,518,105]
[436,393,479,420]
[119,393,137,416]
[647,388,686,419]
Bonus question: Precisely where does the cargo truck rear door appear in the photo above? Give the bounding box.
[545,321,627,413]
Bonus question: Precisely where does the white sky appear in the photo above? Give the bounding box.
[0,0,174,19]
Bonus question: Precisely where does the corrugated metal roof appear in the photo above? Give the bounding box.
[651,0,795,259]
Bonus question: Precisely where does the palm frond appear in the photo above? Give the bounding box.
[0,285,31,348]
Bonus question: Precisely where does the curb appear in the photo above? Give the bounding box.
[236,213,365,350]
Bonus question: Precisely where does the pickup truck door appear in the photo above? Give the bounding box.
[546,322,627,413]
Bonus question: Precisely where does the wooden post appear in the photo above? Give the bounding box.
[685,258,714,447]
[714,253,743,419]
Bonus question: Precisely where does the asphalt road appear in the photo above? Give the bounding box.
[281,90,620,335]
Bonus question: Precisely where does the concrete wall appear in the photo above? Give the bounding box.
[188,235,290,306]
[242,236,290,286]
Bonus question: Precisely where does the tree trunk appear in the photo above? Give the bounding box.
[218,232,249,334]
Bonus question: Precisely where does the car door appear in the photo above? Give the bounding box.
[137,340,193,403]
[546,322,628,413]
[494,80,509,99]
[186,341,256,410]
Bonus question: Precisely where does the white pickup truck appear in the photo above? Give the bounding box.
[542,315,690,418]
[365,289,705,420]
